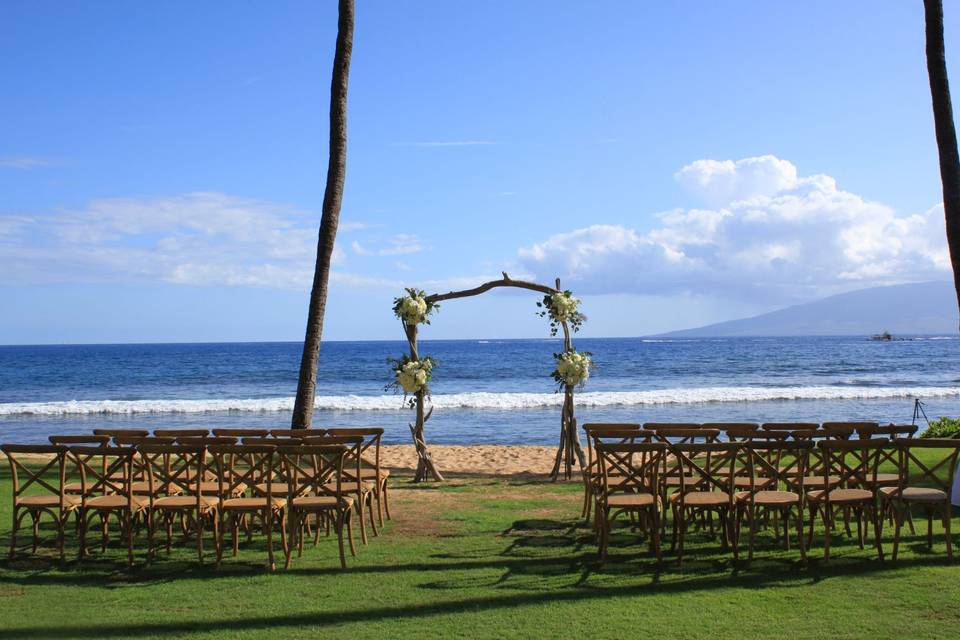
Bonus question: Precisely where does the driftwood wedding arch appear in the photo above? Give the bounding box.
[399,272,587,482]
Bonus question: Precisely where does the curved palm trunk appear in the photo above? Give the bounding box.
[292,0,355,428]
[924,0,960,327]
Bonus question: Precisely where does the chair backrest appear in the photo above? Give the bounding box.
[113,435,176,446]
[893,437,960,494]
[276,444,349,499]
[761,422,819,432]
[702,422,760,432]
[211,428,270,438]
[742,440,812,494]
[595,442,666,499]
[154,429,210,438]
[66,445,136,502]
[137,444,206,500]
[208,444,277,501]
[670,442,739,496]
[817,439,886,493]
[48,434,111,446]
[173,436,237,446]
[654,428,720,443]
[325,427,384,471]
[1,444,67,507]
[857,424,918,439]
[643,422,702,431]
[268,429,317,439]
[302,435,364,480]
[726,427,789,443]
[822,421,878,433]
[93,429,150,443]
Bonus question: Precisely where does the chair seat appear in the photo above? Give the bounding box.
[807,488,873,504]
[735,490,800,505]
[63,482,84,494]
[153,495,218,511]
[324,481,372,493]
[879,486,947,503]
[222,497,286,511]
[607,492,657,508]
[86,495,149,510]
[292,495,353,510]
[17,495,80,509]
[671,491,731,506]
[254,482,298,496]
[863,472,901,485]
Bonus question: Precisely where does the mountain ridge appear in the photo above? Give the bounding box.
[660,281,959,337]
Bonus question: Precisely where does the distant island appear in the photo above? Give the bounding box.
[661,281,959,337]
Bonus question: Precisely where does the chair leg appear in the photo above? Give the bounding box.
[367,495,378,537]
[336,511,348,569]
[943,501,953,561]
[796,505,807,561]
[927,507,935,549]
[345,511,356,556]
[871,504,884,561]
[125,512,135,567]
[196,510,204,564]
[357,498,368,545]
[265,510,275,572]
[823,504,832,562]
[9,508,24,559]
[383,481,392,520]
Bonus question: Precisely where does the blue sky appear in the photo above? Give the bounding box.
[1,0,957,343]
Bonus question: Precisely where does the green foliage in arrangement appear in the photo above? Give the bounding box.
[921,416,960,438]
[0,451,958,639]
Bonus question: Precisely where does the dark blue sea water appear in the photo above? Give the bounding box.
[1,336,958,444]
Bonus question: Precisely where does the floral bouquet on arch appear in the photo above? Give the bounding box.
[536,290,585,336]
[386,354,437,406]
[393,288,439,326]
[551,349,592,390]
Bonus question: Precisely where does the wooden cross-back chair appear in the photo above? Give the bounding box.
[66,445,145,565]
[668,442,739,566]
[138,443,218,563]
[275,443,356,569]
[594,441,667,563]
[580,423,647,522]
[48,435,111,495]
[808,439,886,561]
[208,444,287,571]
[325,427,390,525]
[302,435,377,545]
[856,424,918,488]
[881,438,960,560]
[2,444,75,561]
[736,440,812,562]
[655,428,720,505]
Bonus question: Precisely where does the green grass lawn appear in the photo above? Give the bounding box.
[0,458,959,640]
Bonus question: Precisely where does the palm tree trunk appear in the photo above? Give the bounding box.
[925,0,960,327]
[292,0,355,428]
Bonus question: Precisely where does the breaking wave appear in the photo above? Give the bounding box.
[1,385,958,416]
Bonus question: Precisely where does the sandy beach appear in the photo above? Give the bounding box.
[381,445,558,477]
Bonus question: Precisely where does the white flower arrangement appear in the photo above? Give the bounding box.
[393,288,438,326]
[551,349,592,389]
[536,290,585,335]
[386,354,437,405]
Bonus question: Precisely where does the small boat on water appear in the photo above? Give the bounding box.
[871,331,894,341]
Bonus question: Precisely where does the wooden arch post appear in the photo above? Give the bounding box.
[403,272,587,482]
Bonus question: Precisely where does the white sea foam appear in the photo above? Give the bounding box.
[1,386,959,416]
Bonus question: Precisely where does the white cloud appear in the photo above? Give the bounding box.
[0,192,375,290]
[519,156,949,301]
[0,156,52,169]
[351,234,423,257]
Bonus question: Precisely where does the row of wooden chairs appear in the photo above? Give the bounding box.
[583,423,957,566]
[2,427,390,570]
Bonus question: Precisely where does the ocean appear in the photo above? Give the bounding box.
[1,336,958,445]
